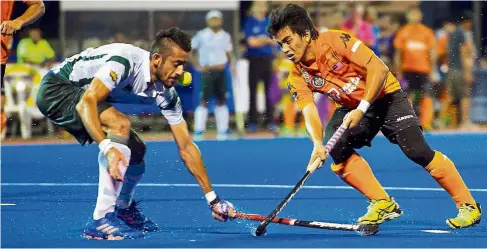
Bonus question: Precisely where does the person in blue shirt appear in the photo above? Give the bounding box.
[242,1,276,133]
[364,6,381,56]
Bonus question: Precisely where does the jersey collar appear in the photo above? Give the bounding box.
[298,39,321,73]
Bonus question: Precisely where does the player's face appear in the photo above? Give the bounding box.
[274,26,310,63]
[30,29,41,42]
[407,9,422,23]
[152,46,188,88]
[207,17,222,30]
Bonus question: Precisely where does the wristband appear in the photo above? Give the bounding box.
[357,100,370,113]
[205,191,218,205]
[98,139,114,155]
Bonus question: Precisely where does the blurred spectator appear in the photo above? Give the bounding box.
[343,4,375,48]
[436,19,456,70]
[320,11,347,32]
[242,1,276,133]
[446,11,476,129]
[377,14,400,66]
[16,27,55,67]
[109,31,130,44]
[191,10,234,140]
[272,50,304,137]
[364,6,381,56]
[1,0,45,137]
[394,7,437,130]
[433,19,456,128]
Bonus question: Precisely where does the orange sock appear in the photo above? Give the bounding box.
[283,101,297,129]
[419,96,434,129]
[331,153,389,200]
[425,151,476,207]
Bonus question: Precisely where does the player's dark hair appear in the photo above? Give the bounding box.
[267,4,319,40]
[150,27,192,57]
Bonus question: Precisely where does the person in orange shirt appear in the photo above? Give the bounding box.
[1,0,45,134]
[394,8,437,130]
[268,4,481,228]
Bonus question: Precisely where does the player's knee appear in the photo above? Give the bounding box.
[329,147,355,166]
[395,126,435,167]
[404,147,435,167]
[330,153,359,176]
[128,131,146,166]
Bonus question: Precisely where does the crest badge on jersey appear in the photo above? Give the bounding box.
[312,76,325,88]
[110,71,118,82]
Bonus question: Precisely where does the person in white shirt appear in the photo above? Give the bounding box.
[36,28,235,240]
[191,10,234,140]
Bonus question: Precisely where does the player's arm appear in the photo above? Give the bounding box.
[243,20,273,48]
[225,32,236,73]
[162,94,235,221]
[41,40,56,67]
[17,0,45,27]
[288,71,326,169]
[76,56,131,144]
[76,78,110,144]
[288,71,320,144]
[170,120,214,194]
[0,0,45,35]
[158,89,213,196]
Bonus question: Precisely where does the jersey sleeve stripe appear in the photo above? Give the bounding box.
[106,55,131,80]
[351,40,362,53]
[160,92,180,110]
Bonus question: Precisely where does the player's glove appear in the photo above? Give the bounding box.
[209,197,235,222]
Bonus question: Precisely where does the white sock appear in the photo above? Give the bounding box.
[194,106,208,132]
[93,142,131,220]
[215,105,229,133]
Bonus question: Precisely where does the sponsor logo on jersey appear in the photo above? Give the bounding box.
[110,71,118,82]
[300,68,311,85]
[405,41,427,51]
[340,33,351,48]
[342,76,362,94]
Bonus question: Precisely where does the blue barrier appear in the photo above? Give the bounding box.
[471,69,487,124]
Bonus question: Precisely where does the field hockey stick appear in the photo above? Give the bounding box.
[234,212,378,236]
[254,124,347,236]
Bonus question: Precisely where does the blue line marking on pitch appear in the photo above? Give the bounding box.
[1,134,486,247]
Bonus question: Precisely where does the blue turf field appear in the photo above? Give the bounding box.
[1,133,486,248]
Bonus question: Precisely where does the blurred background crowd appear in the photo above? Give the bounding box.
[1,0,487,142]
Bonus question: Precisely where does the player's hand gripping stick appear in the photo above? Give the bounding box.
[254,124,347,236]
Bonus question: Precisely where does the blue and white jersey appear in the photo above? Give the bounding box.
[51,43,183,125]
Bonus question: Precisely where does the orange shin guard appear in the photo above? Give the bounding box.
[425,151,476,207]
[331,154,389,200]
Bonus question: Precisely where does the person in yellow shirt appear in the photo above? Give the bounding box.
[16,27,55,67]
[274,50,305,136]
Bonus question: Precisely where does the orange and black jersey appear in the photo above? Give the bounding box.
[287,30,401,110]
